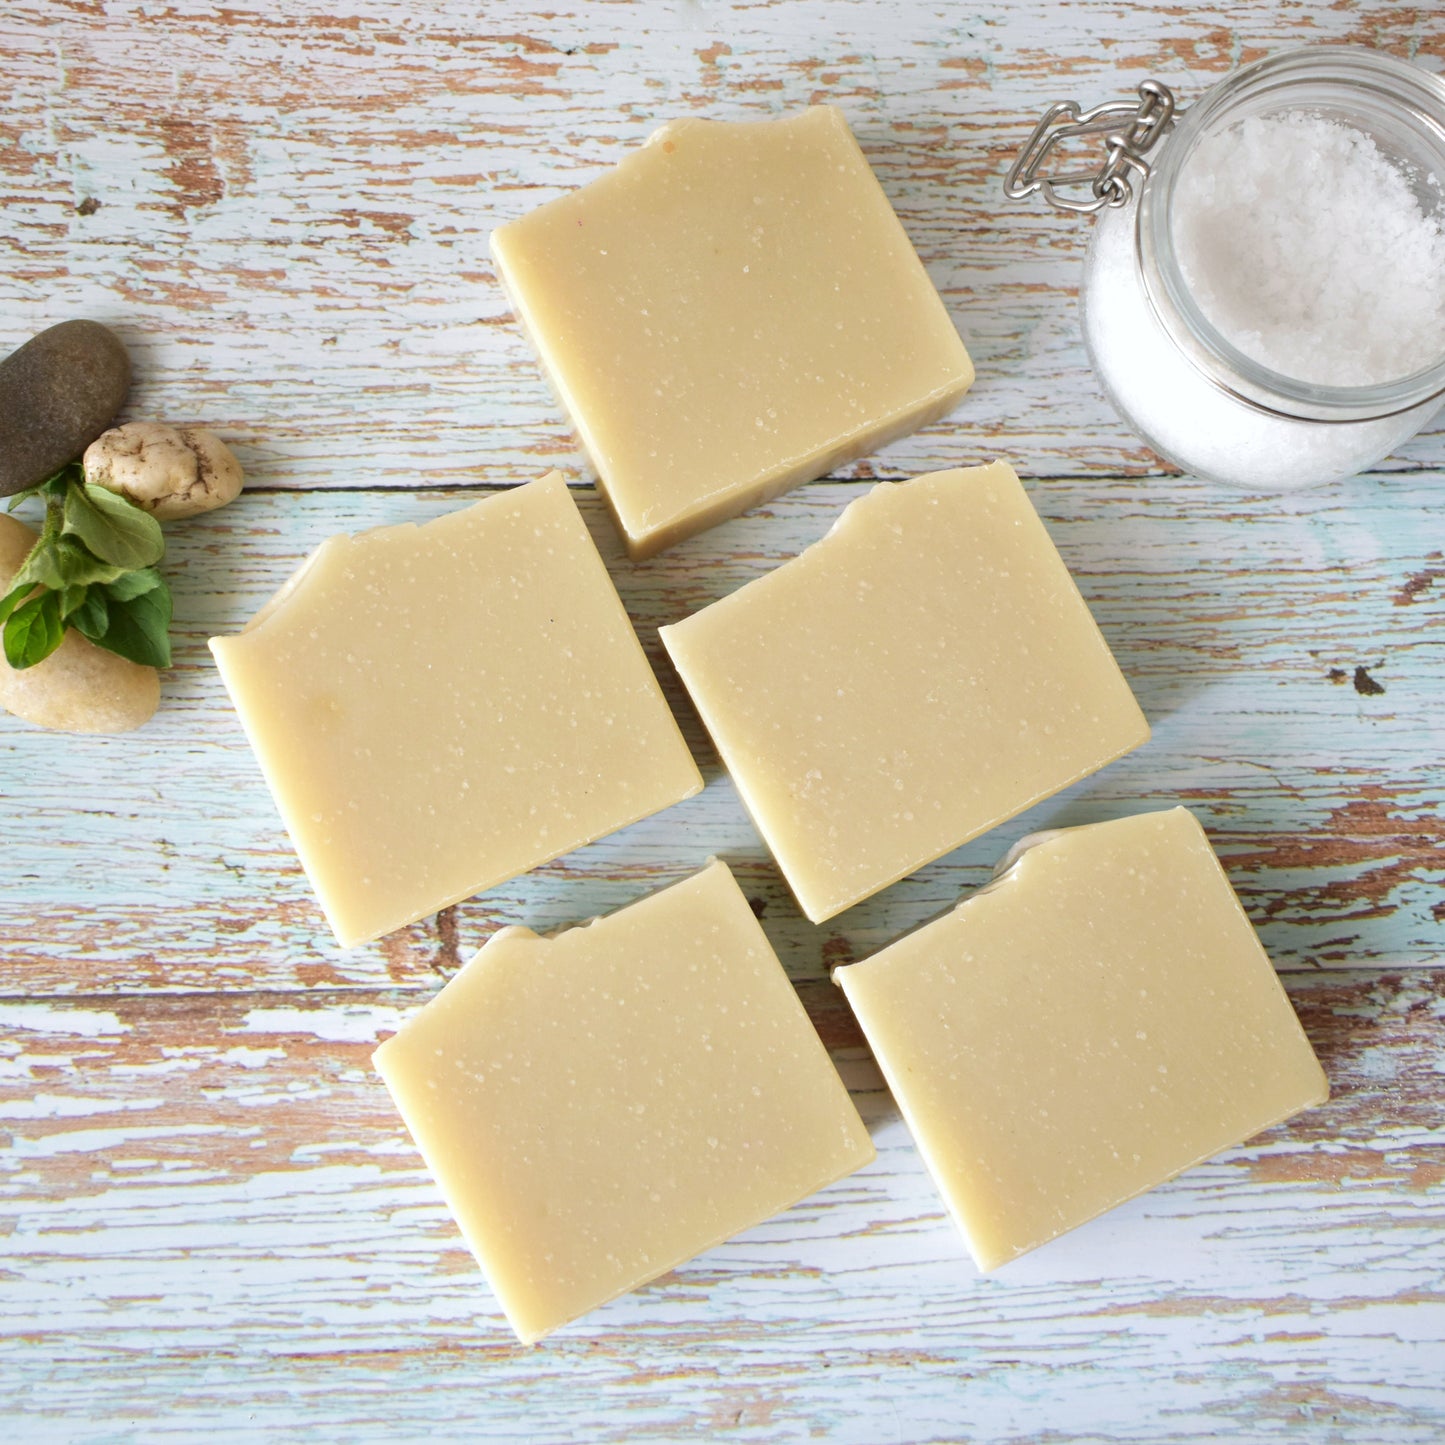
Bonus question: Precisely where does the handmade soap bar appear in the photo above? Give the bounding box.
[661,462,1149,923]
[836,808,1328,1272]
[373,859,874,1344]
[210,472,702,947]
[491,106,974,559]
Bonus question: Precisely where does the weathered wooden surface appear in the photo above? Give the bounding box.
[2,0,1443,1440]
[4,971,1444,1442]
[3,0,1442,487]
[3,478,1443,1000]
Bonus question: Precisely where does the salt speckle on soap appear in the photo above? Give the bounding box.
[1172,112,1445,386]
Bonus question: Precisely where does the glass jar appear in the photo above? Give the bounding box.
[1010,47,1445,490]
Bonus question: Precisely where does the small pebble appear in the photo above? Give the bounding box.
[0,319,132,497]
[85,421,245,519]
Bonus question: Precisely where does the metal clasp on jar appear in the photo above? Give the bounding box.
[1004,80,1177,214]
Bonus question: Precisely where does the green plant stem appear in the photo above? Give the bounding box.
[43,489,64,544]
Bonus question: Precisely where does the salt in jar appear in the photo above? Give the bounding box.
[1007,46,1445,490]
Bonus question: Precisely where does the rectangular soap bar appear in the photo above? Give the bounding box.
[661,461,1149,923]
[491,106,974,559]
[210,473,702,947]
[835,808,1329,1272]
[373,859,874,1344]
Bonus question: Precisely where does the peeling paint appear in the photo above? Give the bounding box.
[0,1005,130,1038]
[241,1005,410,1044]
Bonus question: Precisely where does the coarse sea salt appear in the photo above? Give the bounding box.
[1172,111,1445,386]
[1083,109,1445,490]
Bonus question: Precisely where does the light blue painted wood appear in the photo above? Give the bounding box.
[2,474,1440,994]
[1,973,1441,1442]
[1,0,1442,1439]
[0,0,1439,490]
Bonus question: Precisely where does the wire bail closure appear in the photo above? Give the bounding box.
[1004,80,1177,214]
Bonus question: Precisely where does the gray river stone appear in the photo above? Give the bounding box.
[0,320,131,496]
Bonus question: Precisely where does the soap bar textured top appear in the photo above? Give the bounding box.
[373,859,875,1345]
[210,472,702,947]
[662,461,1149,923]
[491,106,974,558]
[836,808,1329,1273]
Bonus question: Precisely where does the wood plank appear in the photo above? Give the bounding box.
[2,0,1440,488]
[3,2,1443,1437]
[3,477,1441,998]
[3,970,1442,1440]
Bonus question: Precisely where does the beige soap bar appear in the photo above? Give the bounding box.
[491,106,974,559]
[661,462,1149,923]
[836,808,1329,1272]
[210,472,701,947]
[373,859,874,1344]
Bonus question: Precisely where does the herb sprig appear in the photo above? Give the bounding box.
[1,462,172,670]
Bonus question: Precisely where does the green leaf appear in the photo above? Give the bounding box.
[63,483,164,571]
[4,463,173,672]
[4,591,64,670]
[10,535,127,593]
[58,583,90,619]
[52,536,127,587]
[42,460,84,497]
[92,578,172,668]
[0,582,33,628]
[8,537,69,592]
[104,565,163,601]
[6,461,84,510]
[69,588,110,641]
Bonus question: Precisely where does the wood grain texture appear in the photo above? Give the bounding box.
[1,0,1441,487]
[2,0,1443,1440]
[3,478,1441,1000]
[3,972,1443,1441]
